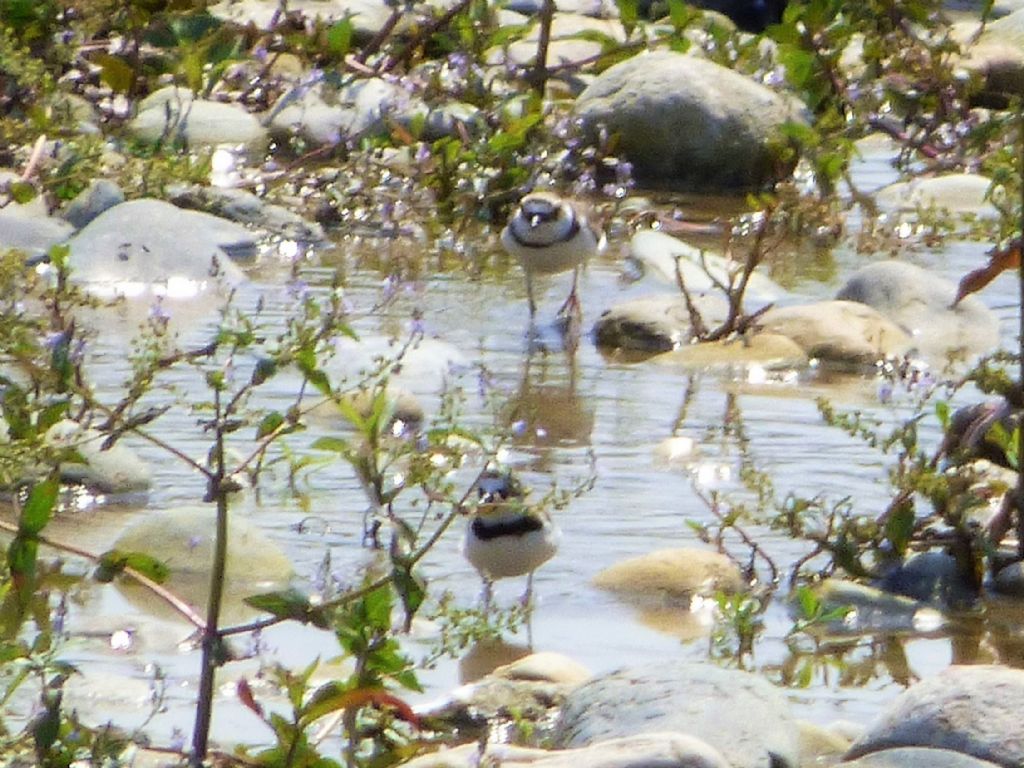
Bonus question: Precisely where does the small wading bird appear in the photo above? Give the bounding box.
[501,191,606,320]
[462,470,560,608]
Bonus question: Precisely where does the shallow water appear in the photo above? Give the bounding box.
[19,142,1024,751]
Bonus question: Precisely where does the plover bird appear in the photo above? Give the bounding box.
[501,191,606,319]
[463,470,560,608]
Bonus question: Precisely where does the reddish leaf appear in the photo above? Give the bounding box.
[300,684,419,729]
[954,238,1022,305]
[237,679,264,718]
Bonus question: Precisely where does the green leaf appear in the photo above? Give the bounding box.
[256,411,285,440]
[884,501,915,555]
[21,476,59,536]
[312,436,352,455]
[614,0,638,34]
[95,550,171,583]
[251,357,278,386]
[245,588,330,628]
[327,18,353,57]
[934,400,951,431]
[7,536,38,581]
[95,54,135,93]
[168,12,222,43]
[795,585,819,619]
[8,181,36,205]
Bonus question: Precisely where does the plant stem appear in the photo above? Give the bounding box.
[191,387,230,766]
[530,0,554,95]
[1017,100,1024,559]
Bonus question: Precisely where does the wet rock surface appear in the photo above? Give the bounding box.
[554,662,800,768]
[753,300,912,366]
[846,665,1024,767]
[840,747,1004,768]
[835,260,999,361]
[66,198,254,290]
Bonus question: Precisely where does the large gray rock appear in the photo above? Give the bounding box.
[130,87,267,148]
[574,51,805,190]
[66,198,252,292]
[753,300,912,366]
[846,665,1024,767]
[397,734,731,768]
[841,747,1003,768]
[956,10,1024,98]
[555,662,800,768]
[835,260,999,361]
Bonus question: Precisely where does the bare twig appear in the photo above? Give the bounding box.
[0,518,206,629]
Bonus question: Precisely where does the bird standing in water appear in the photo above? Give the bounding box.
[462,470,560,609]
[501,191,606,320]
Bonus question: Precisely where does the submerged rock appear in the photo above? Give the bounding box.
[574,51,805,190]
[651,332,808,369]
[877,551,980,611]
[874,173,1002,221]
[46,420,151,494]
[492,652,592,687]
[846,665,1024,767]
[798,579,947,635]
[593,547,745,602]
[113,506,295,622]
[753,300,912,366]
[554,661,800,768]
[835,260,999,362]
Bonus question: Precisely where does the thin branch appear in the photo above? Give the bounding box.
[0,518,206,629]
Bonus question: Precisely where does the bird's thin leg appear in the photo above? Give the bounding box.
[520,571,535,609]
[481,578,494,612]
[525,270,537,318]
[556,267,581,319]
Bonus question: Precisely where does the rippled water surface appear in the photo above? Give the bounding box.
[33,143,1024,748]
